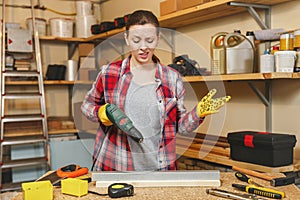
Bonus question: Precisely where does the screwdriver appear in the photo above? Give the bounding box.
[232,183,285,199]
[235,171,264,187]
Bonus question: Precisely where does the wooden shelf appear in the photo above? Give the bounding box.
[38,0,292,42]
[183,72,300,82]
[39,27,126,42]
[158,0,293,28]
[6,80,94,85]
[5,73,300,85]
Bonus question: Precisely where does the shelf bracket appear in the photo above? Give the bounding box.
[227,2,271,30]
[247,81,272,132]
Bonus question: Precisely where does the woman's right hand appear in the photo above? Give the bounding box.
[98,103,113,126]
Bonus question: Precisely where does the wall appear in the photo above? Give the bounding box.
[99,0,300,160]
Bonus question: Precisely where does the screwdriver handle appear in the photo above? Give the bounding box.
[235,171,251,184]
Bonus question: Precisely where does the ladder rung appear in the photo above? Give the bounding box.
[0,157,48,169]
[1,135,46,146]
[1,114,45,123]
[2,93,42,99]
[3,71,40,77]
[0,182,22,192]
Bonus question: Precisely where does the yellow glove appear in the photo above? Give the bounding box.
[98,103,113,126]
[197,89,231,118]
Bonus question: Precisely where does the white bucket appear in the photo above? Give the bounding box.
[76,1,93,16]
[26,18,47,36]
[75,15,96,38]
[49,18,73,38]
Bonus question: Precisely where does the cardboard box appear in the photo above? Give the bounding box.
[227,131,297,167]
[78,68,99,81]
[160,0,209,16]
[78,43,94,57]
[160,0,178,16]
[7,28,33,52]
[178,0,205,10]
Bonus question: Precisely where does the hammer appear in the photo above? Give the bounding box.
[232,166,295,187]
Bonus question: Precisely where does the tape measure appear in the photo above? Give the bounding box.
[108,183,134,198]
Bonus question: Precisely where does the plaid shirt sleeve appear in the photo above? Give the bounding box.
[80,66,107,123]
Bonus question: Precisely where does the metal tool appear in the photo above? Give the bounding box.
[232,183,285,199]
[106,104,143,143]
[232,166,295,187]
[206,188,267,200]
[235,171,264,187]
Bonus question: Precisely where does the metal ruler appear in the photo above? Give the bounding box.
[92,170,221,188]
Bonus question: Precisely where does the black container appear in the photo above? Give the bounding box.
[227,131,297,167]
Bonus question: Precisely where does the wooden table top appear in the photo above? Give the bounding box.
[7,172,300,200]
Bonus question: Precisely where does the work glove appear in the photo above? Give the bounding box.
[98,103,113,126]
[197,89,231,118]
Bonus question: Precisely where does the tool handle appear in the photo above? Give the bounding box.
[232,166,273,181]
[235,171,251,184]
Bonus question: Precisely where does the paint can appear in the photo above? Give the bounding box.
[76,1,93,16]
[75,15,96,38]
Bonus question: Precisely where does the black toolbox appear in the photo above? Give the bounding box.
[227,131,297,167]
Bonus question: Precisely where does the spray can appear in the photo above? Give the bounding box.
[260,49,274,73]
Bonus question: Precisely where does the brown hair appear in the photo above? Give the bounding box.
[126,10,160,35]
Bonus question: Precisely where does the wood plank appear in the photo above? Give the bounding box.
[177,146,295,173]
[176,140,230,157]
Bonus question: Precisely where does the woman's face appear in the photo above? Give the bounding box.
[125,23,159,66]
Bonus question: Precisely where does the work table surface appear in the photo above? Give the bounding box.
[6,172,300,200]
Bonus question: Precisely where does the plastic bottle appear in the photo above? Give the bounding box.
[260,49,275,73]
[246,31,255,47]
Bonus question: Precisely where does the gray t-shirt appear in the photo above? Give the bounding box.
[124,81,161,171]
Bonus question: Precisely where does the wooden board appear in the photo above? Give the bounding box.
[7,172,300,200]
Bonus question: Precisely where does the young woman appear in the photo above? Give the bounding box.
[81,10,230,171]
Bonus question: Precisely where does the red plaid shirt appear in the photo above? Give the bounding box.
[81,56,204,171]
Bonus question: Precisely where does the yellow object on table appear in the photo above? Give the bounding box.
[22,180,53,200]
[61,178,88,197]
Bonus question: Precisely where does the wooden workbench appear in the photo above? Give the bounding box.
[5,172,300,200]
